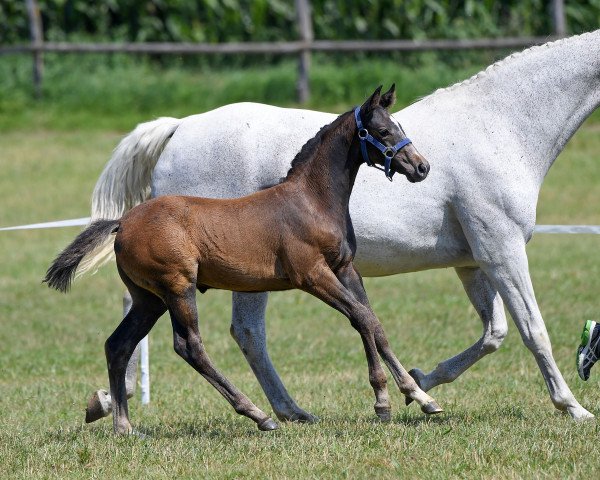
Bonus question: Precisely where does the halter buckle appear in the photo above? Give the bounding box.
[383,147,395,159]
[358,128,369,140]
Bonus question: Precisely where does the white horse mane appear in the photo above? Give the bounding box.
[428,30,596,99]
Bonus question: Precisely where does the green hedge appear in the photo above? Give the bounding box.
[2,1,599,45]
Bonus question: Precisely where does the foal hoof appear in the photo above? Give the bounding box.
[85,389,112,423]
[421,401,443,415]
[375,406,392,423]
[258,418,279,431]
[405,368,424,406]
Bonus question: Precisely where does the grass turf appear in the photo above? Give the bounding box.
[1,110,600,478]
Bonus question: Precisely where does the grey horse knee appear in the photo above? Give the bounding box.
[481,322,508,354]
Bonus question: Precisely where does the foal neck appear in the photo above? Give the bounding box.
[284,112,361,212]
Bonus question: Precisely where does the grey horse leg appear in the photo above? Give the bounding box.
[478,244,593,419]
[408,267,508,397]
[229,291,317,422]
[85,291,140,423]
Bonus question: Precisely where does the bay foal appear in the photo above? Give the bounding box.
[45,86,440,434]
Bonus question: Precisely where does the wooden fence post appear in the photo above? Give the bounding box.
[25,0,44,99]
[295,0,313,103]
[551,0,566,37]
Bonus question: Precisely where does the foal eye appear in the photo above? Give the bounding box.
[380,129,390,137]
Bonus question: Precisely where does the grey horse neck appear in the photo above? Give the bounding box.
[416,30,600,185]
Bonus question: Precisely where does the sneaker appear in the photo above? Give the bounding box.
[576,320,600,381]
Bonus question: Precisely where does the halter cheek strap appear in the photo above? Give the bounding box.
[354,106,412,181]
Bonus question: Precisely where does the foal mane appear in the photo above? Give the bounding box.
[283,109,353,181]
[427,30,596,99]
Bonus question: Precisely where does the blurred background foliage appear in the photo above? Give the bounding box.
[2,0,600,45]
[1,1,599,130]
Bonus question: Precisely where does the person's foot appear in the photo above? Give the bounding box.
[577,320,600,381]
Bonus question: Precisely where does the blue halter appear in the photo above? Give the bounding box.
[354,106,412,181]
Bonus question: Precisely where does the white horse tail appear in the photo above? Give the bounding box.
[82,116,181,277]
[92,117,182,220]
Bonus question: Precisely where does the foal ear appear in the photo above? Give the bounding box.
[361,85,383,115]
[379,84,396,110]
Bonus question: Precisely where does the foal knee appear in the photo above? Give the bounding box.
[173,336,189,360]
[369,367,388,392]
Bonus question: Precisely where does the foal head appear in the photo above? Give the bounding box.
[358,85,430,182]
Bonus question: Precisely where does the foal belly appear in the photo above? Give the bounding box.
[196,260,292,293]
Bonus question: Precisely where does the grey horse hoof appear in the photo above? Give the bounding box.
[375,406,392,422]
[85,389,112,423]
[293,412,319,424]
[275,409,319,424]
[421,401,443,415]
[405,368,423,406]
[258,418,279,431]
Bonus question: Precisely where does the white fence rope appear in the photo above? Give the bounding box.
[0,217,90,230]
[3,216,599,405]
[3,217,600,234]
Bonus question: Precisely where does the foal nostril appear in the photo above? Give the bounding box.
[417,162,428,176]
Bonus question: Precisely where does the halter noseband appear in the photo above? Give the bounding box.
[354,106,412,181]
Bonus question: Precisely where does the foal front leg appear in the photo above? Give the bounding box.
[336,264,442,415]
[302,262,442,420]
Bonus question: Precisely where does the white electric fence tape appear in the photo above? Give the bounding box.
[0,217,90,230]
[4,218,600,234]
[2,216,599,407]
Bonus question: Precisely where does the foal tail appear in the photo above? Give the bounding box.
[44,220,121,293]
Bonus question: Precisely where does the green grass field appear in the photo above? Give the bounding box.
[1,66,600,478]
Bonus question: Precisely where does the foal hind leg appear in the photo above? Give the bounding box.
[230,291,317,423]
[406,267,508,404]
[168,288,277,431]
[105,286,166,434]
[85,291,140,423]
